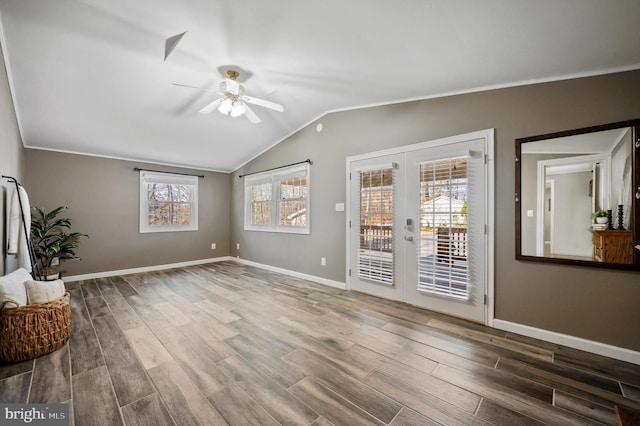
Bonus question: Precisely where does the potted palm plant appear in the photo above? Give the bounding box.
[30,206,88,280]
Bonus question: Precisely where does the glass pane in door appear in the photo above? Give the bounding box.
[358,168,394,285]
[418,157,470,298]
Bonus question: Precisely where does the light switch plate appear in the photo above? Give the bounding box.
[335,203,345,212]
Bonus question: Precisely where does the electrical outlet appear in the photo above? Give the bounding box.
[321,257,326,266]
[237,243,240,250]
[211,243,216,250]
[51,257,59,266]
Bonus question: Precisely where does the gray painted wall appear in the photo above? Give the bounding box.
[0,43,24,276]
[24,150,231,276]
[5,41,640,352]
[231,70,640,351]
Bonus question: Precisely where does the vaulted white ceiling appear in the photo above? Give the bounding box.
[1,1,639,172]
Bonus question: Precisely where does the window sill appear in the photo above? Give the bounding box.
[244,226,310,235]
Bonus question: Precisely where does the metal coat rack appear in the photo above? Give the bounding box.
[2,175,41,279]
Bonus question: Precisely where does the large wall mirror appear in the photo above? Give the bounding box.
[516,119,640,270]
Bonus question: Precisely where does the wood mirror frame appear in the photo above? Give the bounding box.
[515,118,640,270]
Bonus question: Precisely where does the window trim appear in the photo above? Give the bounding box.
[139,171,199,233]
[244,163,310,234]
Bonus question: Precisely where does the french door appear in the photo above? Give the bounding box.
[348,131,493,323]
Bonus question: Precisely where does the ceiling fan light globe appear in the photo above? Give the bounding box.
[230,101,246,118]
[217,98,233,115]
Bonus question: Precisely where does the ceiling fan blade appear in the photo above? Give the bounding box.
[199,98,222,114]
[242,95,284,112]
[172,83,222,96]
[171,82,201,89]
[243,104,261,124]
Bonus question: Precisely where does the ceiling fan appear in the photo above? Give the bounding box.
[198,70,284,124]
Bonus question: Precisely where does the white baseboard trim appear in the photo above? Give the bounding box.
[63,257,233,282]
[65,258,637,364]
[233,258,347,290]
[493,319,640,365]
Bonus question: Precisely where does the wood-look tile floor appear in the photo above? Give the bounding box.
[1,261,639,425]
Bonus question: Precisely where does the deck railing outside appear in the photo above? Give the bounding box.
[436,226,468,262]
[360,225,393,252]
[360,224,467,262]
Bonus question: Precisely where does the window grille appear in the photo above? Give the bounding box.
[357,166,395,285]
[418,157,470,298]
[244,163,310,234]
[140,171,198,233]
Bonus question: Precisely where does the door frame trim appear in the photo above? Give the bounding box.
[345,129,495,326]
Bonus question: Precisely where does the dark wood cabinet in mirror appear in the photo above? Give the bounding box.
[515,119,640,270]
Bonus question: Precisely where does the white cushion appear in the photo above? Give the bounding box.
[0,268,31,308]
[24,279,66,305]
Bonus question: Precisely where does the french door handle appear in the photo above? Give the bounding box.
[404,236,414,242]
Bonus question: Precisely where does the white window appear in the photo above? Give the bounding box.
[139,171,198,233]
[244,163,310,234]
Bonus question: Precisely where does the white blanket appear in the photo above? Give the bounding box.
[7,185,32,272]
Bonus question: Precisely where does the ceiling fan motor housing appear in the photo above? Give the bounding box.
[197,68,282,123]
[220,79,244,100]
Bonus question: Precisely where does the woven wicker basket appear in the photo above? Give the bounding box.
[0,293,71,362]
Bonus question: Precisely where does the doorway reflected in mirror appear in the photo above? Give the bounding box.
[516,119,639,270]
